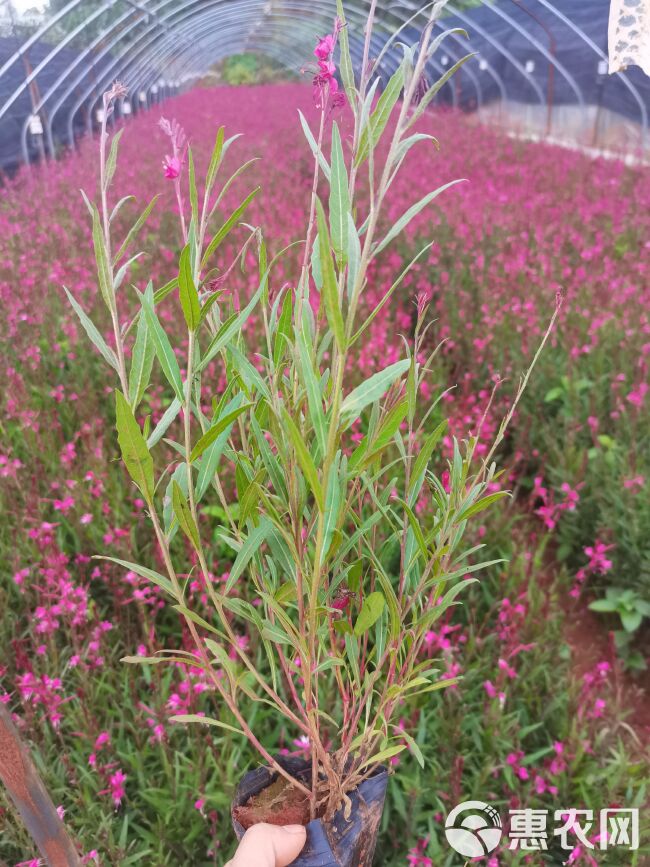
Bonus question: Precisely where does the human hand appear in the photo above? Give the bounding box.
[225,822,307,867]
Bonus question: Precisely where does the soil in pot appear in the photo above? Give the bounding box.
[232,774,314,829]
[231,757,388,867]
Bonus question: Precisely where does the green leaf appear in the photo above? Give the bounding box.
[199,282,264,371]
[115,390,154,500]
[196,394,245,501]
[170,714,244,736]
[153,275,178,305]
[418,579,478,630]
[356,64,404,166]
[147,398,182,449]
[344,633,360,682]
[63,286,119,372]
[105,128,124,190]
[329,122,350,261]
[398,729,425,769]
[225,518,273,593]
[128,284,155,408]
[346,213,361,301]
[190,404,251,463]
[261,622,293,645]
[178,245,201,331]
[171,481,201,553]
[408,54,475,127]
[400,499,429,564]
[358,745,406,769]
[298,110,331,181]
[188,147,199,229]
[321,451,341,565]
[621,610,643,632]
[315,198,346,354]
[140,291,184,402]
[201,187,260,270]
[95,556,174,598]
[297,323,327,458]
[114,195,159,265]
[205,126,225,195]
[335,0,356,101]
[341,360,410,425]
[204,638,236,675]
[457,490,510,522]
[283,410,325,512]
[273,290,293,368]
[354,591,386,636]
[409,420,448,494]
[374,180,466,255]
[91,203,114,312]
[376,567,401,641]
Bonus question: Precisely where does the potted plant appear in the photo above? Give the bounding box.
[66,2,558,862]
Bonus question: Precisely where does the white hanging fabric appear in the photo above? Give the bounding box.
[609,0,650,75]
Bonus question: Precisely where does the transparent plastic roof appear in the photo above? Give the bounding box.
[1,0,648,171]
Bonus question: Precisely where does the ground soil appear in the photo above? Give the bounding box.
[233,775,313,829]
[564,601,650,739]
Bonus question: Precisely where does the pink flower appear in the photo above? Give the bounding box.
[163,155,181,179]
[109,769,127,806]
[314,34,335,61]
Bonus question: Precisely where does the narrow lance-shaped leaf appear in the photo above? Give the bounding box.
[297,320,327,458]
[188,147,199,230]
[329,122,350,262]
[205,126,225,196]
[63,286,119,372]
[115,390,154,501]
[340,359,410,426]
[172,481,201,553]
[354,591,386,636]
[94,555,175,598]
[128,284,155,409]
[315,198,346,354]
[91,203,114,312]
[178,244,201,331]
[355,63,405,166]
[201,187,260,270]
[298,110,331,182]
[199,281,264,372]
[320,451,341,566]
[457,490,510,522]
[196,393,244,502]
[335,0,356,101]
[147,397,181,449]
[408,54,475,128]
[139,289,185,402]
[113,195,159,265]
[409,419,448,495]
[346,213,361,301]
[283,410,325,512]
[373,180,466,256]
[105,128,124,191]
[225,518,273,593]
[170,714,244,736]
[190,403,252,463]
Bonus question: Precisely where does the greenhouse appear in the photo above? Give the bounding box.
[0,0,648,864]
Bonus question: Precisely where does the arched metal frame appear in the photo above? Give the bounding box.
[1,0,648,167]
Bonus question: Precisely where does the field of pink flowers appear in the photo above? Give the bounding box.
[1,82,649,864]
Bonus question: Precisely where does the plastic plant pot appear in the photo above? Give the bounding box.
[231,755,389,867]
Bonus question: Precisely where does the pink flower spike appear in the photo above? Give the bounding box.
[314,34,335,61]
[163,155,181,179]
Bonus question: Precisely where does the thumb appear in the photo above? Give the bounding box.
[229,822,307,867]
